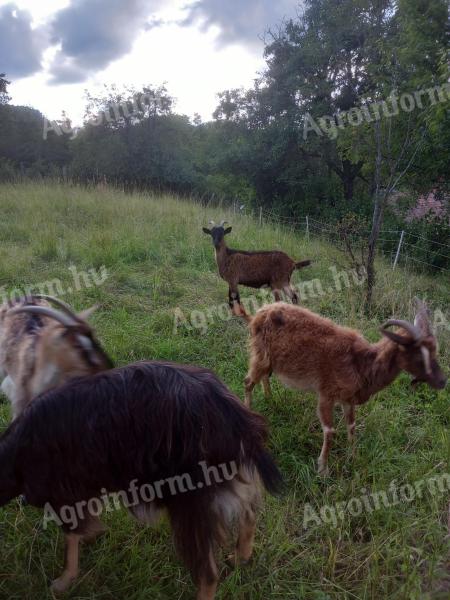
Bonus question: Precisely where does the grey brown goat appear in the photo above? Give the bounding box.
[203,220,311,311]
[0,295,112,418]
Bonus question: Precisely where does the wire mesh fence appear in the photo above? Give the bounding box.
[257,208,450,275]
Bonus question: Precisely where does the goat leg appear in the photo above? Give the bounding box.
[197,550,218,600]
[283,283,299,305]
[262,375,272,398]
[233,508,256,566]
[81,516,107,544]
[50,533,81,594]
[244,375,256,407]
[228,287,241,315]
[317,399,335,477]
[272,288,283,302]
[342,403,356,458]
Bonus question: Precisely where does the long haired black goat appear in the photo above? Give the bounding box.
[0,361,282,600]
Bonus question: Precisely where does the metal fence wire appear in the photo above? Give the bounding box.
[257,208,450,275]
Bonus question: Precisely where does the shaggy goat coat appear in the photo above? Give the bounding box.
[0,360,282,590]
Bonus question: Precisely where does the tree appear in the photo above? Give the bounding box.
[337,0,449,308]
[259,0,394,203]
[0,74,11,105]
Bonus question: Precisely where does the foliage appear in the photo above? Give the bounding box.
[0,73,10,105]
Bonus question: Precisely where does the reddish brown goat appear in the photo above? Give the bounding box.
[241,300,447,476]
[203,221,311,311]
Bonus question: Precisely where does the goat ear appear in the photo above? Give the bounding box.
[380,328,414,346]
[77,305,98,322]
[202,227,211,235]
[224,227,232,235]
[413,298,432,337]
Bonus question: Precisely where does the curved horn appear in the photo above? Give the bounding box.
[209,220,216,226]
[219,220,228,227]
[9,305,78,328]
[381,319,421,344]
[33,295,80,321]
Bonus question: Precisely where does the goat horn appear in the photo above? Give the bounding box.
[219,220,228,227]
[209,220,216,226]
[9,305,78,328]
[33,295,81,321]
[381,319,421,341]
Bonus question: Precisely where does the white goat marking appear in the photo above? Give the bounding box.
[420,346,432,374]
[323,426,336,434]
[277,373,318,391]
[78,335,93,351]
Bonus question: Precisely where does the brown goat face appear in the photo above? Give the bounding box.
[203,226,232,248]
[398,337,447,390]
[381,301,447,391]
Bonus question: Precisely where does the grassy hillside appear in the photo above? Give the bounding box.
[0,182,448,600]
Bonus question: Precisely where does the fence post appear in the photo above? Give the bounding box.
[306,216,310,240]
[259,206,263,227]
[393,230,405,270]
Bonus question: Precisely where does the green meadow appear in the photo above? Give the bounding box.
[0,182,448,600]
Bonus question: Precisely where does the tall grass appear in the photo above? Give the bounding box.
[0,182,448,599]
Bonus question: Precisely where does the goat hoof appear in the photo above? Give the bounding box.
[50,576,74,594]
[226,553,251,568]
[317,464,330,478]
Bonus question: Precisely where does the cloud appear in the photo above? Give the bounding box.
[183,0,301,49]
[0,3,48,79]
[48,0,161,84]
[145,16,165,31]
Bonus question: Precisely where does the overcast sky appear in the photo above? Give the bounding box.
[0,0,301,124]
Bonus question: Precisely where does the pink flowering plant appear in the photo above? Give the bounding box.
[405,190,449,225]
[387,188,449,271]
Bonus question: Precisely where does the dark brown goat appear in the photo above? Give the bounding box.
[241,299,447,476]
[203,221,311,312]
[0,361,282,599]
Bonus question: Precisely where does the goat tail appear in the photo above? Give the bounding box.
[294,259,312,269]
[239,408,284,497]
[248,446,284,496]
